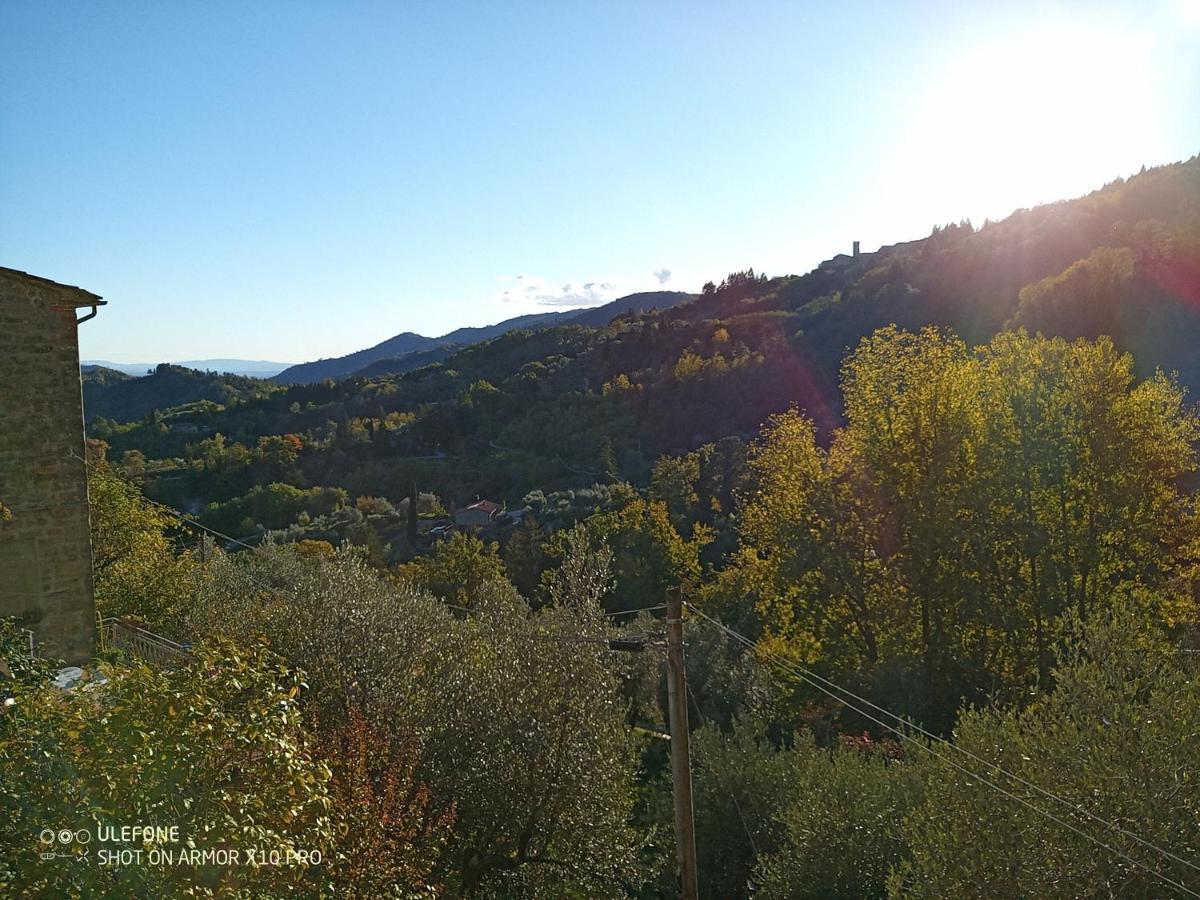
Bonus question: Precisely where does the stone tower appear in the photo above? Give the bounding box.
[0,267,105,664]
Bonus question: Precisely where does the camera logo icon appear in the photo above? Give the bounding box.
[40,828,89,845]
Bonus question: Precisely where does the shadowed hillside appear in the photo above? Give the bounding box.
[83,363,281,425]
[272,290,695,384]
[94,158,1200,512]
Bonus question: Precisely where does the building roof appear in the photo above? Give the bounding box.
[461,499,503,516]
[0,266,104,305]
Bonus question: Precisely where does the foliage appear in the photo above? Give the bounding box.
[541,495,708,615]
[1011,245,1136,338]
[84,362,280,425]
[93,159,1200,535]
[733,328,1199,731]
[640,721,925,900]
[59,155,1200,897]
[0,639,336,897]
[201,482,348,538]
[320,707,455,898]
[503,514,548,600]
[189,545,438,724]
[753,733,924,899]
[0,618,57,690]
[651,722,802,899]
[396,531,507,608]
[189,543,646,897]
[88,463,203,635]
[894,601,1200,898]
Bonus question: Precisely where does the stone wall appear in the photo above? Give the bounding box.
[0,268,101,664]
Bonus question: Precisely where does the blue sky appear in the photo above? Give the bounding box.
[2,1,1198,363]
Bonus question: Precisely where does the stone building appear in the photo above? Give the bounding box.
[454,499,504,529]
[0,267,105,663]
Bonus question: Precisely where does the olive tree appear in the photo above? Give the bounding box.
[893,600,1200,897]
[191,539,647,897]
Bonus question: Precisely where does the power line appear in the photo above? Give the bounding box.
[691,608,1200,898]
[90,461,1199,891]
[685,603,1200,899]
[684,602,1200,881]
[604,602,672,619]
[120,472,639,644]
[141,494,262,553]
[683,601,1200,879]
[140,479,668,628]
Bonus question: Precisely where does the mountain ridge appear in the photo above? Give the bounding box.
[272,291,694,384]
[83,359,293,378]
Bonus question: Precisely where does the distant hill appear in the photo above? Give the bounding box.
[273,291,695,384]
[96,157,1200,512]
[349,344,462,379]
[80,364,133,387]
[565,291,694,327]
[83,363,282,424]
[83,359,293,377]
[438,311,577,345]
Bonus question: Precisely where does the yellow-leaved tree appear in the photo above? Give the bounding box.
[716,327,1200,732]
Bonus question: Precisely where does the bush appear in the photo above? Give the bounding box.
[190,543,647,897]
[0,639,336,897]
[893,602,1200,897]
[754,733,924,899]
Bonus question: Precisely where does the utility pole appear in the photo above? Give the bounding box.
[665,587,699,900]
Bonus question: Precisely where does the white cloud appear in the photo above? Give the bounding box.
[494,269,678,309]
[534,281,620,307]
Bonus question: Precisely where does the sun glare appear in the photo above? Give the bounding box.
[892,21,1167,228]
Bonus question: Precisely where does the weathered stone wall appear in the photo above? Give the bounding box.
[0,269,99,664]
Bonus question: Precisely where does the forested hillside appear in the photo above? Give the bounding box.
[10,0,1199,891]
[9,156,1200,898]
[83,363,282,425]
[92,158,1200,518]
[28,323,1199,897]
[272,290,695,384]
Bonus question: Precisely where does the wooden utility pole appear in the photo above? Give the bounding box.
[665,587,699,900]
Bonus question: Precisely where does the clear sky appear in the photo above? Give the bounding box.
[2,1,1198,364]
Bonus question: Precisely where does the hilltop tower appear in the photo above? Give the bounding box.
[852,240,860,257]
[0,267,105,664]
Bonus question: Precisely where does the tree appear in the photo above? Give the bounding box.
[407,482,419,547]
[894,601,1200,898]
[88,463,202,636]
[726,327,1199,731]
[838,327,983,728]
[320,707,455,898]
[753,732,923,899]
[649,452,700,533]
[598,436,620,483]
[439,533,644,897]
[1010,246,1137,339]
[396,531,507,609]
[556,498,707,615]
[190,544,648,897]
[118,448,146,482]
[503,514,547,601]
[639,717,925,900]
